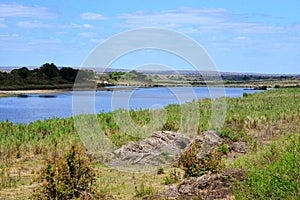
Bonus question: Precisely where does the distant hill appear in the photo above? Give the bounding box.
[1,66,298,78]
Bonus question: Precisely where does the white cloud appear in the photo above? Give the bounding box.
[90,38,104,44]
[235,36,250,41]
[16,21,95,29]
[17,21,53,28]
[80,12,109,20]
[0,33,19,41]
[27,39,61,45]
[0,18,7,28]
[119,8,228,28]
[118,7,286,34]
[70,23,95,29]
[0,3,55,19]
[79,32,96,37]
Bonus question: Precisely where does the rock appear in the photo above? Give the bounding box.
[109,131,191,169]
[192,130,223,157]
[156,169,245,200]
[232,141,247,153]
[109,130,224,170]
[143,185,180,200]
[166,185,180,198]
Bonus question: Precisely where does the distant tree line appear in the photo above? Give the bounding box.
[221,74,295,83]
[99,70,151,83]
[0,63,95,90]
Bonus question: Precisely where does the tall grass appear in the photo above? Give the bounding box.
[232,134,300,199]
[0,118,78,162]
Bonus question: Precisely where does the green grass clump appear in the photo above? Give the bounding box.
[233,134,300,199]
[134,182,155,198]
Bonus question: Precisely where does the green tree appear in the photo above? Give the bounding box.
[108,71,125,81]
[17,67,30,79]
[59,67,78,82]
[40,63,60,79]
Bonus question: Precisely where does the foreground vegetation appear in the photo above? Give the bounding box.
[232,134,300,199]
[0,88,300,199]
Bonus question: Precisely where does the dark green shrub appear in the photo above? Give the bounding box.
[274,85,280,88]
[157,167,165,175]
[243,93,250,97]
[33,145,101,199]
[178,142,224,177]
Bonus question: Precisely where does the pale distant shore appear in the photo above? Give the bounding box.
[0,89,67,96]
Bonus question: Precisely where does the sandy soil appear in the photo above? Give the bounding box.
[0,89,68,95]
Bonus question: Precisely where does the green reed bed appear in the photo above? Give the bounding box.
[0,88,299,160]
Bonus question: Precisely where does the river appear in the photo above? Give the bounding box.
[0,87,262,124]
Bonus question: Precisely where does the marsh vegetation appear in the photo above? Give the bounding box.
[0,88,299,199]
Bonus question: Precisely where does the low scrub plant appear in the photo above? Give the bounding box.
[177,142,224,177]
[32,145,101,199]
[156,167,165,175]
[163,169,181,185]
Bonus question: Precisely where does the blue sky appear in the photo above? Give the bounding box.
[0,0,300,74]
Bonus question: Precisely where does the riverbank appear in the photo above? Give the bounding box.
[0,89,68,97]
[1,79,299,97]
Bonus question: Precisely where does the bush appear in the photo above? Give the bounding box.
[33,145,101,199]
[177,142,224,177]
[274,85,280,88]
[243,93,250,97]
[163,169,181,185]
[157,167,165,175]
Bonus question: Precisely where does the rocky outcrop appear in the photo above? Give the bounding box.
[109,131,191,169]
[108,130,247,169]
[232,141,247,153]
[145,169,245,200]
[191,130,223,157]
[176,169,244,199]
[141,130,247,200]
[109,130,247,198]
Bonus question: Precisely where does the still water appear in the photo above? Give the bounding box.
[0,87,262,124]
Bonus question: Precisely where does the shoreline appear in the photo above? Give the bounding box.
[0,89,68,96]
[0,85,262,97]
